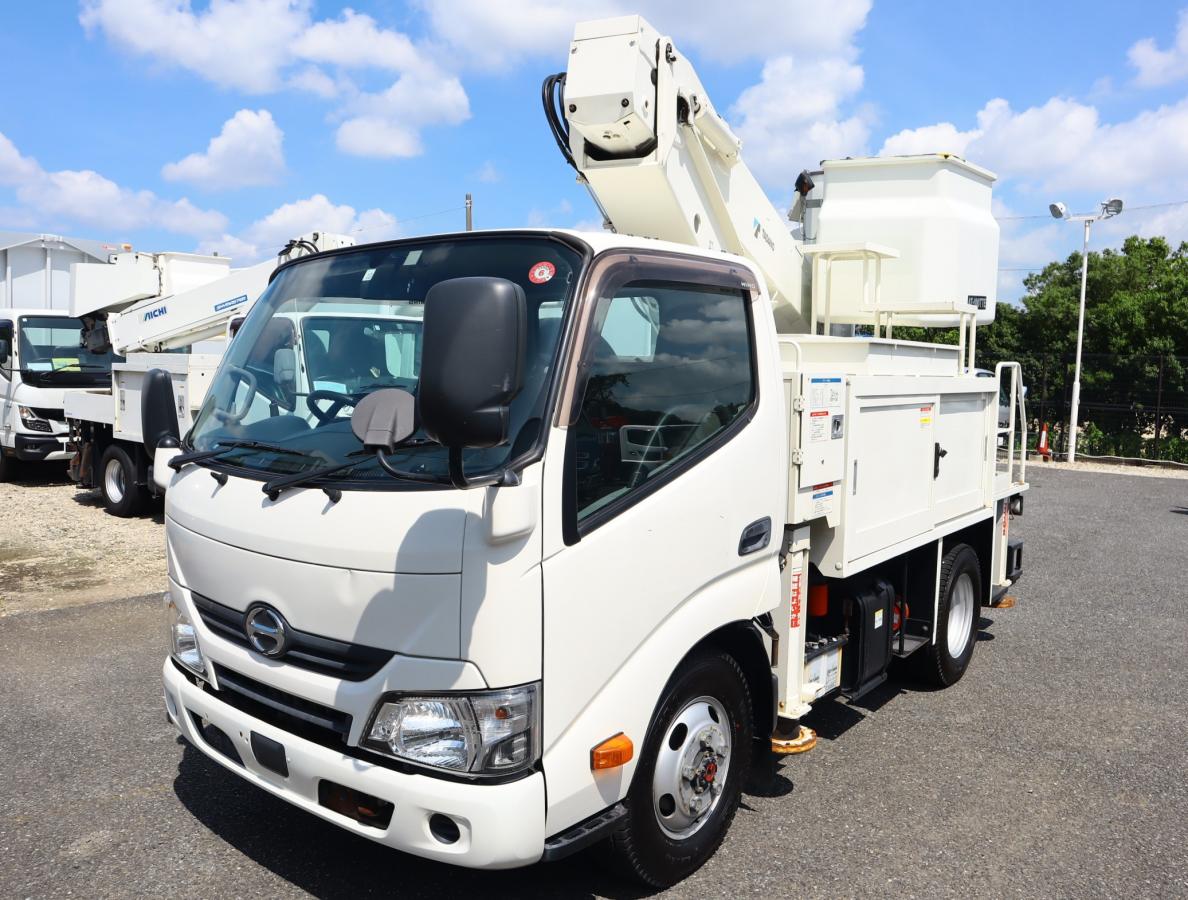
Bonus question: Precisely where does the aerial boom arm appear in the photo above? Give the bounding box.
[69,232,354,356]
[554,15,811,332]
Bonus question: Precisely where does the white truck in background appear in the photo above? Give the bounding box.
[150,15,1027,888]
[65,233,353,515]
[0,309,123,480]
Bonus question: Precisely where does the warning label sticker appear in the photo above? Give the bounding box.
[920,404,933,428]
[809,409,830,443]
[811,487,834,518]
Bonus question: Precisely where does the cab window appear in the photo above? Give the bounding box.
[573,278,755,521]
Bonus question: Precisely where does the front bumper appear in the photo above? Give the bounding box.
[12,433,70,461]
[163,659,547,869]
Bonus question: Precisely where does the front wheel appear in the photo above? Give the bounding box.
[99,445,147,517]
[608,650,753,888]
[0,450,16,482]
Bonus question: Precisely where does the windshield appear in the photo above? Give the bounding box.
[189,235,582,486]
[16,316,122,387]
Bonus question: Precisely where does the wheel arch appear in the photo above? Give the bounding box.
[681,620,775,740]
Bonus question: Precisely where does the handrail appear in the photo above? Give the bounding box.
[994,361,1027,487]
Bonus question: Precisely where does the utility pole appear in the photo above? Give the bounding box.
[465,193,473,231]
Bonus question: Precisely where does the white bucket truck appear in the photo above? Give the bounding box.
[65,233,352,515]
[152,15,1027,887]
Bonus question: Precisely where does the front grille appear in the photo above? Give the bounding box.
[193,593,394,681]
[29,407,65,422]
[210,663,352,748]
[23,418,52,433]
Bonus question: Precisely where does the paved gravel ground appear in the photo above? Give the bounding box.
[0,463,165,616]
[1,466,1186,898]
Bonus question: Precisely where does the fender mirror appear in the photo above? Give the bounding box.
[142,368,181,456]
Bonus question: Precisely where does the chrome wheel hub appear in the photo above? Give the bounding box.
[104,457,125,503]
[652,696,731,839]
[947,571,975,658]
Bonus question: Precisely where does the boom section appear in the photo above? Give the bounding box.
[555,15,810,333]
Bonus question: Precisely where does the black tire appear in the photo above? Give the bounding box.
[0,450,15,482]
[918,543,982,687]
[607,650,753,888]
[99,444,147,517]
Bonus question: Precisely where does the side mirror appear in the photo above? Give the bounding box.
[418,276,526,451]
[142,368,181,456]
[0,322,12,368]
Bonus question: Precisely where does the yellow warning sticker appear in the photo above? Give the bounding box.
[52,357,80,371]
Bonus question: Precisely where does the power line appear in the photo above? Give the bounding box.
[352,205,467,236]
[995,198,1188,221]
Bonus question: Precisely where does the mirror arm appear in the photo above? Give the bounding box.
[446,446,521,490]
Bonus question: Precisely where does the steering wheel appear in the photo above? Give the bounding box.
[212,366,258,424]
[307,389,359,425]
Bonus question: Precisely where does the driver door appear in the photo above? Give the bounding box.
[540,252,785,828]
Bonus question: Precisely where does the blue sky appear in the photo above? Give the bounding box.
[2,1,1187,301]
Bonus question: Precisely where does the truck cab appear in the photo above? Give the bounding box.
[0,309,121,479]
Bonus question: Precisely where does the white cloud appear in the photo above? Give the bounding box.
[476,161,501,183]
[79,0,309,93]
[197,193,399,262]
[81,0,469,159]
[292,8,425,71]
[336,70,470,159]
[1129,8,1188,87]
[878,96,1188,196]
[162,109,285,189]
[0,130,226,237]
[732,55,872,186]
[879,122,977,157]
[416,0,870,69]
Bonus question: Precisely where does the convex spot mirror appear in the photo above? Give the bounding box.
[351,388,417,453]
[418,276,526,450]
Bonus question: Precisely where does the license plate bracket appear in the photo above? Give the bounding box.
[250,731,289,777]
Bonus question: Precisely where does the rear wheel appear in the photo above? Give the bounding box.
[100,445,147,517]
[608,651,753,888]
[919,543,982,687]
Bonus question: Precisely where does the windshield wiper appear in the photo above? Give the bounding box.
[263,440,447,502]
[262,441,446,503]
[168,439,318,471]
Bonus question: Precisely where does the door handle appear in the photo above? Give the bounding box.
[738,517,772,556]
[934,442,948,478]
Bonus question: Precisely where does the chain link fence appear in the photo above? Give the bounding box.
[1019,353,1188,463]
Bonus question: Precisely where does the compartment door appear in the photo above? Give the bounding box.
[846,394,936,562]
[932,391,990,524]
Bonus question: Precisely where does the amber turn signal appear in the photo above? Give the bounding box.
[590,732,634,770]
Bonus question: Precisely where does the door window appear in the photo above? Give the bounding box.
[573,279,755,520]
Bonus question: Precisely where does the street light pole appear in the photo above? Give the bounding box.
[1048,198,1123,464]
[1068,217,1091,464]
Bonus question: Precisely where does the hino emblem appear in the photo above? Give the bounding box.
[244,605,290,658]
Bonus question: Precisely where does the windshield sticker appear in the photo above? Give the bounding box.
[529,261,556,284]
[52,357,80,371]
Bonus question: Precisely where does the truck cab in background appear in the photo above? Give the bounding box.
[0,309,120,480]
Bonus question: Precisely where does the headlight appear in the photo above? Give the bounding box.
[165,594,205,678]
[18,406,52,433]
[365,683,540,776]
